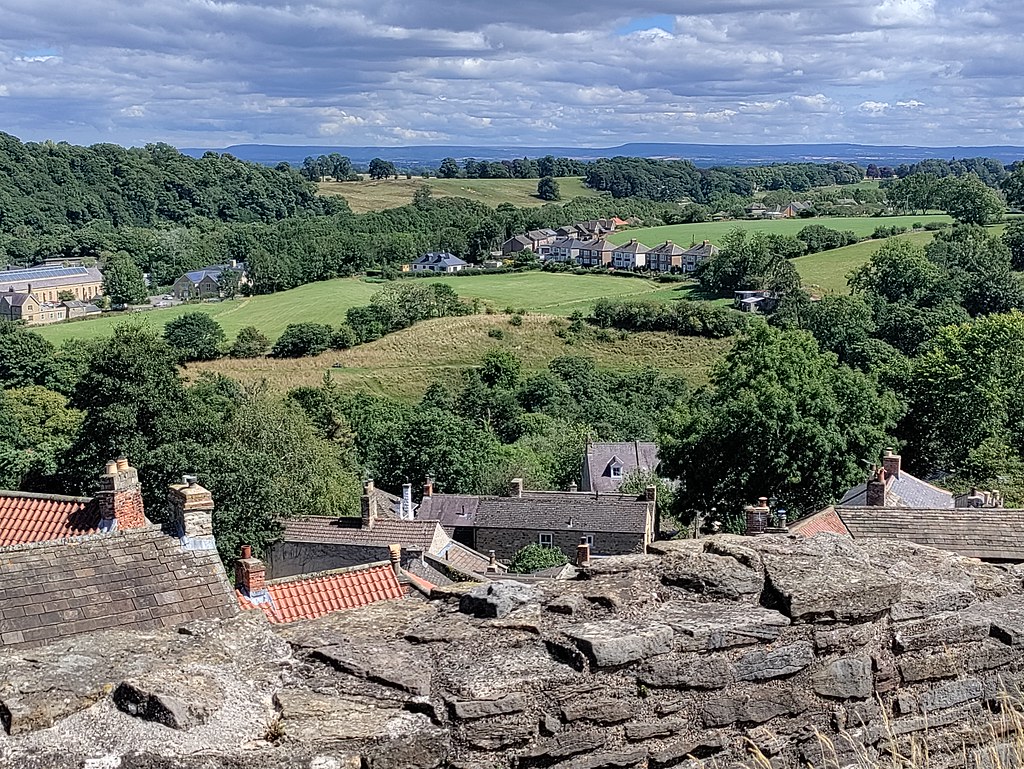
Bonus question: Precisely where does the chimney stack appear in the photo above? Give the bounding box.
[168,475,215,549]
[882,448,901,480]
[235,545,267,598]
[576,537,591,567]
[423,478,433,498]
[388,544,402,577]
[744,498,770,536]
[510,478,524,497]
[645,485,657,503]
[361,479,376,529]
[96,456,146,532]
[568,481,578,493]
[866,466,888,507]
[401,483,414,520]
[487,550,498,574]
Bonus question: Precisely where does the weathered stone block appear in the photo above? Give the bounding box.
[517,729,608,765]
[811,654,873,699]
[624,719,685,742]
[734,642,815,682]
[653,601,789,652]
[452,694,528,720]
[811,623,876,653]
[637,653,734,690]
[463,715,535,750]
[894,612,990,652]
[548,749,648,769]
[567,620,674,668]
[312,642,431,696]
[659,552,763,601]
[762,553,901,622]
[649,735,727,768]
[113,681,195,730]
[702,687,810,727]
[561,698,632,725]
[459,581,537,619]
[965,640,1023,673]
[897,648,958,683]
[898,678,983,715]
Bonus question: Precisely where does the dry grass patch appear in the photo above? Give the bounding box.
[188,314,731,399]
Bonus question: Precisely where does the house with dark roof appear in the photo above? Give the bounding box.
[580,441,660,494]
[576,238,616,268]
[788,450,1020,561]
[416,477,656,562]
[266,481,504,581]
[611,239,650,270]
[0,290,70,325]
[0,459,238,649]
[410,252,469,273]
[680,240,720,273]
[171,261,248,300]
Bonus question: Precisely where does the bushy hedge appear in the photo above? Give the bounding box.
[590,298,748,338]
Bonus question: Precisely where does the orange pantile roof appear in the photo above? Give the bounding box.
[236,563,405,624]
[789,507,851,537]
[0,491,100,547]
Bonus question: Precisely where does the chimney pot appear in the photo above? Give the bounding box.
[388,544,402,576]
[645,485,657,502]
[423,478,433,498]
[744,503,768,536]
[97,457,146,531]
[576,538,591,567]
[882,449,901,480]
[235,550,266,597]
[487,549,497,573]
[116,456,129,472]
[568,481,578,493]
[401,483,413,520]
[240,544,252,560]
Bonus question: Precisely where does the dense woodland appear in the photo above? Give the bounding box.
[5,134,1024,556]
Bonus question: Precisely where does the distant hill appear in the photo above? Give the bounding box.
[180,142,1024,169]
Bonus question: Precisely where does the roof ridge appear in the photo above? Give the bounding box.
[0,489,94,503]
[266,560,394,586]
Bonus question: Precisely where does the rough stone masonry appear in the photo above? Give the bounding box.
[5,532,1024,768]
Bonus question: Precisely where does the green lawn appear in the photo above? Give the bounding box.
[610,215,953,247]
[792,231,938,295]
[318,176,598,213]
[34,273,676,344]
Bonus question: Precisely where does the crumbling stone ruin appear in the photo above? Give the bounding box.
[5,532,1024,768]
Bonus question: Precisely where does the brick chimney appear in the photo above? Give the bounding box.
[866,466,888,507]
[423,478,433,498]
[510,478,524,497]
[96,457,146,532]
[882,448,901,480]
[744,498,770,536]
[235,544,267,598]
[361,479,376,529]
[168,475,215,550]
[576,537,591,567]
[388,543,402,577]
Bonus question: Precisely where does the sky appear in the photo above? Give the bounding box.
[1,0,1023,149]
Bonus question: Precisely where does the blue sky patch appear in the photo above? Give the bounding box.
[614,15,675,35]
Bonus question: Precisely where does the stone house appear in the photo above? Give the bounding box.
[171,262,248,300]
[580,440,660,493]
[0,458,238,649]
[416,478,656,562]
[0,264,103,303]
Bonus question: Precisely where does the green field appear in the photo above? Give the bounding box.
[318,176,598,213]
[609,215,953,248]
[792,231,938,294]
[188,313,731,398]
[34,273,681,345]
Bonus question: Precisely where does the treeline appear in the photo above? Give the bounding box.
[0,133,338,235]
[590,298,748,339]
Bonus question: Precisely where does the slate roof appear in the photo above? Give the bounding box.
[613,239,650,254]
[414,252,468,268]
[840,471,953,508]
[582,441,660,494]
[0,523,238,648]
[477,491,650,534]
[682,241,719,258]
[236,562,405,624]
[433,538,504,575]
[795,506,1024,562]
[0,292,34,307]
[415,494,481,528]
[280,516,448,552]
[0,491,101,547]
[648,241,688,256]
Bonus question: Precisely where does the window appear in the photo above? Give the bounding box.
[581,534,594,547]
[610,464,623,479]
[538,532,553,548]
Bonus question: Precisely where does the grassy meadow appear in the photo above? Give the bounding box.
[318,176,598,213]
[33,273,682,345]
[609,214,953,248]
[187,313,731,399]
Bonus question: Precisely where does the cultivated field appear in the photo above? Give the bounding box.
[187,313,732,399]
[318,177,598,213]
[609,215,953,248]
[34,273,683,344]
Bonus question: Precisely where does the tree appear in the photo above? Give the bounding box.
[217,269,240,298]
[57,290,76,302]
[271,323,333,357]
[228,326,270,358]
[661,324,900,529]
[938,174,1005,225]
[367,158,398,180]
[924,224,1023,316]
[696,229,804,296]
[1001,166,1024,210]
[1002,219,1024,271]
[412,185,432,209]
[101,251,148,305]
[508,543,568,574]
[537,176,561,201]
[164,312,226,361]
[438,157,460,178]
[0,321,57,389]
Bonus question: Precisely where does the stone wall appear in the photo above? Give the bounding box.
[5,533,1024,769]
[475,526,645,562]
[266,540,393,579]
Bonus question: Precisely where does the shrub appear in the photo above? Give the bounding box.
[509,314,523,327]
[508,543,569,574]
[487,328,505,340]
[229,326,270,358]
[163,312,226,361]
[331,323,357,349]
[271,323,333,358]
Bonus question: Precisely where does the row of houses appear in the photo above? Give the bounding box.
[547,237,719,273]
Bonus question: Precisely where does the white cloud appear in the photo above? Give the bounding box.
[858,100,890,114]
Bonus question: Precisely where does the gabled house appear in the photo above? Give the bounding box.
[680,240,719,273]
[172,261,248,300]
[576,238,616,268]
[0,290,40,323]
[580,441,660,493]
[647,241,688,273]
[611,239,650,270]
[416,478,656,562]
[501,234,534,255]
[547,237,587,263]
[410,252,469,273]
[0,459,238,649]
[782,201,813,218]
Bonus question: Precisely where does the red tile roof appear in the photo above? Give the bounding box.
[789,507,851,537]
[0,491,100,547]
[236,563,405,624]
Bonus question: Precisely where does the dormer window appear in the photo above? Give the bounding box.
[610,463,622,479]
